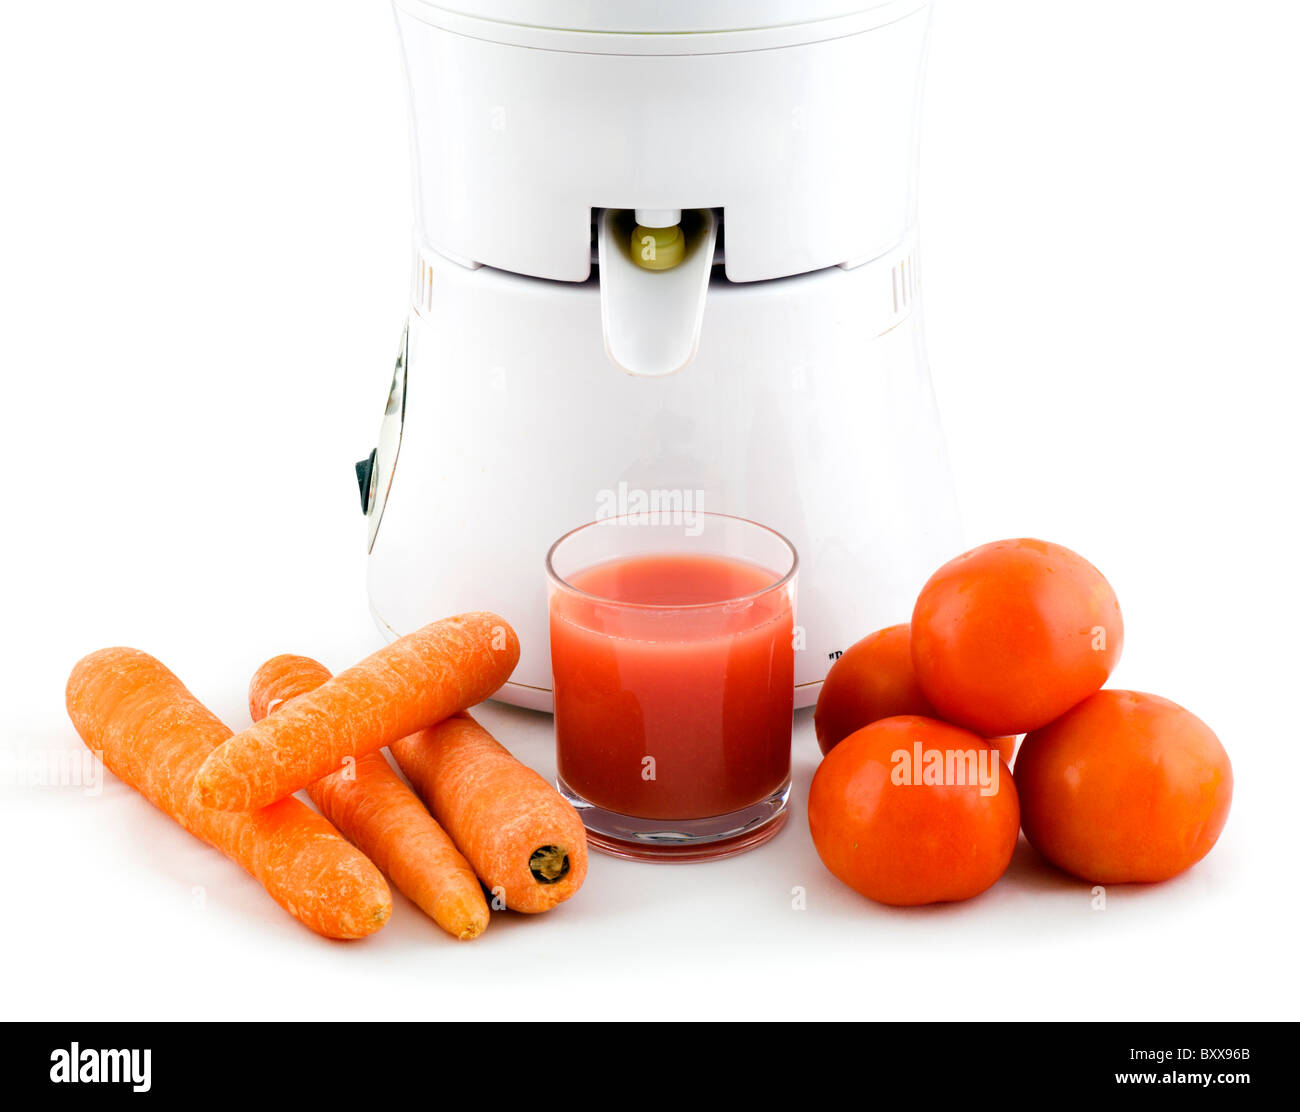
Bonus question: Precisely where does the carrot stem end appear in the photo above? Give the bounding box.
[529,845,570,884]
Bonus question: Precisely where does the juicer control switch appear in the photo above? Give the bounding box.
[355,449,377,515]
[363,322,408,554]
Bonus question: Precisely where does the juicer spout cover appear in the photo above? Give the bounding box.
[598,210,718,378]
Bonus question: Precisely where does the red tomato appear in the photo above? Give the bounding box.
[911,538,1123,736]
[1015,690,1232,884]
[815,624,1016,761]
[815,625,934,754]
[808,716,1020,906]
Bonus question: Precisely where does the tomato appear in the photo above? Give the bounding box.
[911,538,1123,736]
[1014,690,1232,884]
[815,624,1016,762]
[808,716,1020,906]
[815,625,935,754]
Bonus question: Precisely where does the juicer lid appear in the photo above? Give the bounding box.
[395,0,924,36]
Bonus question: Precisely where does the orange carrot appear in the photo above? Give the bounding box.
[65,648,392,940]
[196,612,520,811]
[249,654,490,941]
[391,713,587,914]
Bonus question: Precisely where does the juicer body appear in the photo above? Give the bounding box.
[362,0,961,709]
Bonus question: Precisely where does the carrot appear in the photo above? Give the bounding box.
[390,713,588,914]
[196,612,519,811]
[65,648,392,940]
[249,654,490,941]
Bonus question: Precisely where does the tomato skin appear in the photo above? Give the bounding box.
[808,716,1020,906]
[815,625,936,755]
[815,624,1017,761]
[911,538,1123,736]
[1015,690,1232,884]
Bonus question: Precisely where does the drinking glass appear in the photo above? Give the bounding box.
[547,512,797,861]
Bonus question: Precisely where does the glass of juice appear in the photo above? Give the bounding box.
[547,512,797,861]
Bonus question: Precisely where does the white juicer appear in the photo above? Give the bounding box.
[359,0,961,710]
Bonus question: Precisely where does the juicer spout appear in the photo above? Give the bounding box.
[597,209,717,377]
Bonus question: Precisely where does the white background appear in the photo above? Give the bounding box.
[2,1,1297,1021]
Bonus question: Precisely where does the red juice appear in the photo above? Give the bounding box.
[550,552,795,821]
